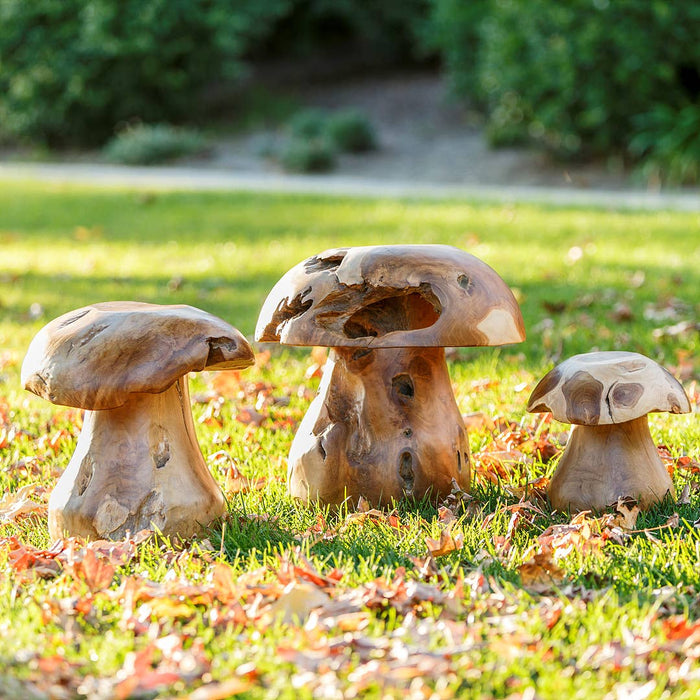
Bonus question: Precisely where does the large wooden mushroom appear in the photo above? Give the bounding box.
[22,302,255,540]
[256,245,525,505]
[527,351,691,511]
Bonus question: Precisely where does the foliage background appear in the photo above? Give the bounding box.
[2,0,700,181]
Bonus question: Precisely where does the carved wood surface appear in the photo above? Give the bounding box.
[547,417,675,511]
[288,346,470,505]
[527,351,690,512]
[256,245,525,348]
[49,378,225,540]
[22,301,254,410]
[23,301,255,539]
[527,351,690,425]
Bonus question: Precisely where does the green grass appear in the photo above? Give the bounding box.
[0,181,699,699]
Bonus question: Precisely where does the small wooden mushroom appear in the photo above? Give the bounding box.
[22,302,255,540]
[527,351,691,511]
[256,245,525,505]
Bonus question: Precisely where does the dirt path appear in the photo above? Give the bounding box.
[204,73,647,191]
[2,73,699,209]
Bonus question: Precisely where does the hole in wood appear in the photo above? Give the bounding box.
[303,251,347,274]
[458,274,473,293]
[392,374,415,399]
[398,451,415,490]
[343,288,441,339]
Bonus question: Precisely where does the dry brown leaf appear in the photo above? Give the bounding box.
[69,548,116,591]
[663,512,680,529]
[0,484,47,524]
[437,505,457,526]
[612,497,640,530]
[235,407,266,427]
[267,582,331,624]
[224,463,267,494]
[462,411,495,431]
[211,371,242,398]
[211,562,239,604]
[425,526,464,557]
[519,552,567,592]
[676,483,692,505]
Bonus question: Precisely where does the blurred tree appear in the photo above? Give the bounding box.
[423,0,490,104]
[477,0,700,162]
[0,0,291,146]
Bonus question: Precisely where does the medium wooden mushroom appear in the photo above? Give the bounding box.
[256,245,525,505]
[22,302,255,540]
[527,351,691,511]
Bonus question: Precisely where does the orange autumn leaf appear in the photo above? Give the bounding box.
[68,547,116,591]
[518,552,567,591]
[254,350,271,369]
[425,526,464,557]
[211,371,242,398]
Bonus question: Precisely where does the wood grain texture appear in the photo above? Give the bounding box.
[23,302,254,540]
[527,351,690,425]
[49,378,225,540]
[22,301,254,410]
[257,245,524,506]
[255,245,525,348]
[287,347,470,505]
[548,417,675,511]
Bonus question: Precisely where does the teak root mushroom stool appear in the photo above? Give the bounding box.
[22,302,255,540]
[527,351,691,512]
[256,245,525,506]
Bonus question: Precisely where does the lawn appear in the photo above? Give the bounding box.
[0,181,699,699]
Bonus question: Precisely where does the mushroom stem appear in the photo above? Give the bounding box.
[548,415,675,512]
[288,346,470,505]
[49,377,225,540]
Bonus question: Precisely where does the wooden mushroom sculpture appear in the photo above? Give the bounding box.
[527,351,691,512]
[256,245,525,505]
[22,302,255,540]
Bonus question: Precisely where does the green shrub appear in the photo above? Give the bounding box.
[424,0,491,103]
[630,103,700,186]
[327,110,377,152]
[287,109,330,140]
[478,0,700,161]
[0,0,291,147]
[103,124,207,165]
[279,138,336,173]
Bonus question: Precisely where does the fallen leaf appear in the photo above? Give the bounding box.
[268,582,331,624]
[235,407,266,427]
[425,526,464,557]
[519,552,566,592]
[663,512,680,529]
[462,411,495,431]
[68,547,116,591]
[612,497,640,530]
[676,483,691,505]
[0,484,47,524]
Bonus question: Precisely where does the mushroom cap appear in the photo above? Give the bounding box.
[527,351,691,425]
[255,245,525,348]
[22,302,255,410]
